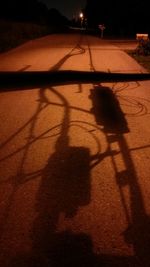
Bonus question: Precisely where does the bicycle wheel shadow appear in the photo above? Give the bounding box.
[89,84,150,267]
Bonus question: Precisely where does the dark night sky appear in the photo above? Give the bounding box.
[40,0,86,19]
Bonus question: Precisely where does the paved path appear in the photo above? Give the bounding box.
[0,34,150,267]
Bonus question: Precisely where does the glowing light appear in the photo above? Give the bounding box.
[79,12,83,18]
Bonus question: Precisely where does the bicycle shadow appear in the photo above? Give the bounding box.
[9,84,150,267]
[1,38,150,266]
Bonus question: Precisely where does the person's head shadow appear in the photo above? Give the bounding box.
[89,85,129,134]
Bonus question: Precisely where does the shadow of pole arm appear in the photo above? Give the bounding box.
[0,70,150,91]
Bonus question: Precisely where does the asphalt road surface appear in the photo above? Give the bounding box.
[0,33,150,267]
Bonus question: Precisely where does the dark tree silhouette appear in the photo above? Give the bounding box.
[0,0,69,27]
[0,0,48,24]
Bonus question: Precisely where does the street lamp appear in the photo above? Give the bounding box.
[79,12,84,28]
[79,12,83,19]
